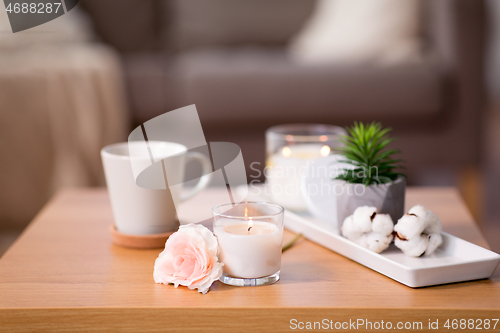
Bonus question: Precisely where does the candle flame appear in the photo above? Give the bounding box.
[247,219,253,233]
[282,146,291,157]
[320,145,331,157]
[319,135,328,142]
[245,207,253,233]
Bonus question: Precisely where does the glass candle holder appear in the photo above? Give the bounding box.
[212,202,284,287]
[266,124,346,211]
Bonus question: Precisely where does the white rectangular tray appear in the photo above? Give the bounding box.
[241,186,500,287]
[284,210,500,287]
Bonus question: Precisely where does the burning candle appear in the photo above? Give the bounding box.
[212,202,284,286]
[266,144,332,211]
[266,124,345,212]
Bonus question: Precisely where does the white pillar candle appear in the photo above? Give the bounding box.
[214,219,283,279]
[267,144,332,211]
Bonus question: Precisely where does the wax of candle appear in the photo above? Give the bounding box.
[224,223,275,235]
[214,220,283,279]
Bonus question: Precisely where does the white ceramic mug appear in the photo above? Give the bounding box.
[101,141,212,235]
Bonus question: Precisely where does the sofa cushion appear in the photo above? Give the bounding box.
[126,49,445,128]
[164,0,315,51]
[176,49,445,128]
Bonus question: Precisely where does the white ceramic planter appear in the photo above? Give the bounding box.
[333,176,406,224]
[302,155,406,232]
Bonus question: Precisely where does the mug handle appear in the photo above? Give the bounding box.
[180,152,213,202]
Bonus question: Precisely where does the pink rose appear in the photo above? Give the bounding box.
[154,224,223,294]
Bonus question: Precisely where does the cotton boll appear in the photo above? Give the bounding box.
[341,207,393,254]
[423,212,442,235]
[372,214,394,236]
[408,205,427,219]
[354,234,369,248]
[341,215,363,241]
[395,234,429,257]
[394,205,444,257]
[394,213,426,240]
[409,205,442,234]
[352,206,377,233]
[425,233,443,256]
[366,232,393,253]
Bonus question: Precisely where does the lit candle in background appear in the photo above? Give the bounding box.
[213,202,284,284]
[265,124,345,212]
[266,143,332,211]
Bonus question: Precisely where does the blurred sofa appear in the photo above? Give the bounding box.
[0,9,128,231]
[81,0,485,183]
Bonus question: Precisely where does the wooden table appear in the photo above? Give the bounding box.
[0,188,499,332]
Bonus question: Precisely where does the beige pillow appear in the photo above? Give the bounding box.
[289,0,422,65]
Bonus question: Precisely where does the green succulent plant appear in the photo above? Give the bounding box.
[335,122,405,185]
